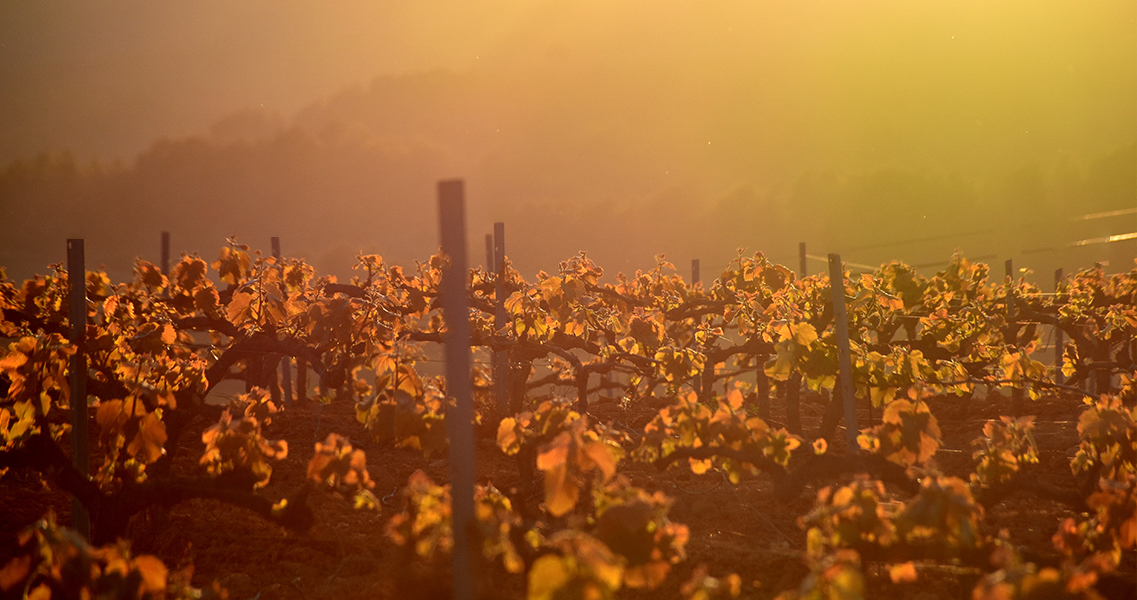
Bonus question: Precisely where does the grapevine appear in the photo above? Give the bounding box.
[1,243,1134,599]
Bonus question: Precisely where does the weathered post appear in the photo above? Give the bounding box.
[272,237,293,406]
[438,180,478,600]
[756,366,770,421]
[160,231,171,276]
[1006,259,1023,416]
[296,359,307,402]
[67,239,91,539]
[493,222,509,418]
[1051,267,1066,386]
[691,256,703,396]
[784,375,802,434]
[828,254,859,453]
[783,242,809,435]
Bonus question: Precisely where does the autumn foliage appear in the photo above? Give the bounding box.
[1,242,1135,599]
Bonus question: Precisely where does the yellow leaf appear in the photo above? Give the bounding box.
[776,324,791,342]
[528,555,572,600]
[28,583,51,600]
[353,489,380,511]
[497,418,521,455]
[792,322,818,347]
[870,386,895,408]
[764,348,795,382]
[827,564,865,599]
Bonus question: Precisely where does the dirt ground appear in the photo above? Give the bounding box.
[2,388,1133,600]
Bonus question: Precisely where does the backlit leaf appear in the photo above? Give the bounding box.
[888,561,917,583]
[527,555,572,600]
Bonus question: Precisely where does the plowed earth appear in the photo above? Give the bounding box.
[3,389,1134,599]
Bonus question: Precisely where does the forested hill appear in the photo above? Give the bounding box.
[1,131,1132,285]
[1,63,1133,283]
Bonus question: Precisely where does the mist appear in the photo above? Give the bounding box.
[2,1,1134,283]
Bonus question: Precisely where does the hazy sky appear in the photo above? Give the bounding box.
[0,0,538,163]
[3,1,1133,167]
[1,1,1134,283]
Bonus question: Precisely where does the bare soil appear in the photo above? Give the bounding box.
[3,389,1133,599]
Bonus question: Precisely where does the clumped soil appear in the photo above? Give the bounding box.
[2,389,1130,599]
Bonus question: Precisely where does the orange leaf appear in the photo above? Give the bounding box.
[1120,516,1137,549]
[127,412,167,464]
[0,350,28,371]
[131,555,168,594]
[159,323,176,345]
[96,400,124,429]
[0,555,32,592]
[888,561,917,583]
[536,432,571,472]
[226,291,254,325]
[542,461,578,517]
[582,439,619,481]
[538,433,577,516]
[194,287,220,313]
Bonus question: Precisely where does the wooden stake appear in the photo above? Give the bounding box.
[691,258,700,285]
[493,222,508,418]
[1006,259,1023,416]
[272,237,293,406]
[756,365,770,420]
[1054,268,1064,385]
[828,254,859,453]
[160,231,170,276]
[438,180,478,600]
[786,242,808,435]
[67,239,91,539]
[297,359,307,402]
[786,373,802,435]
